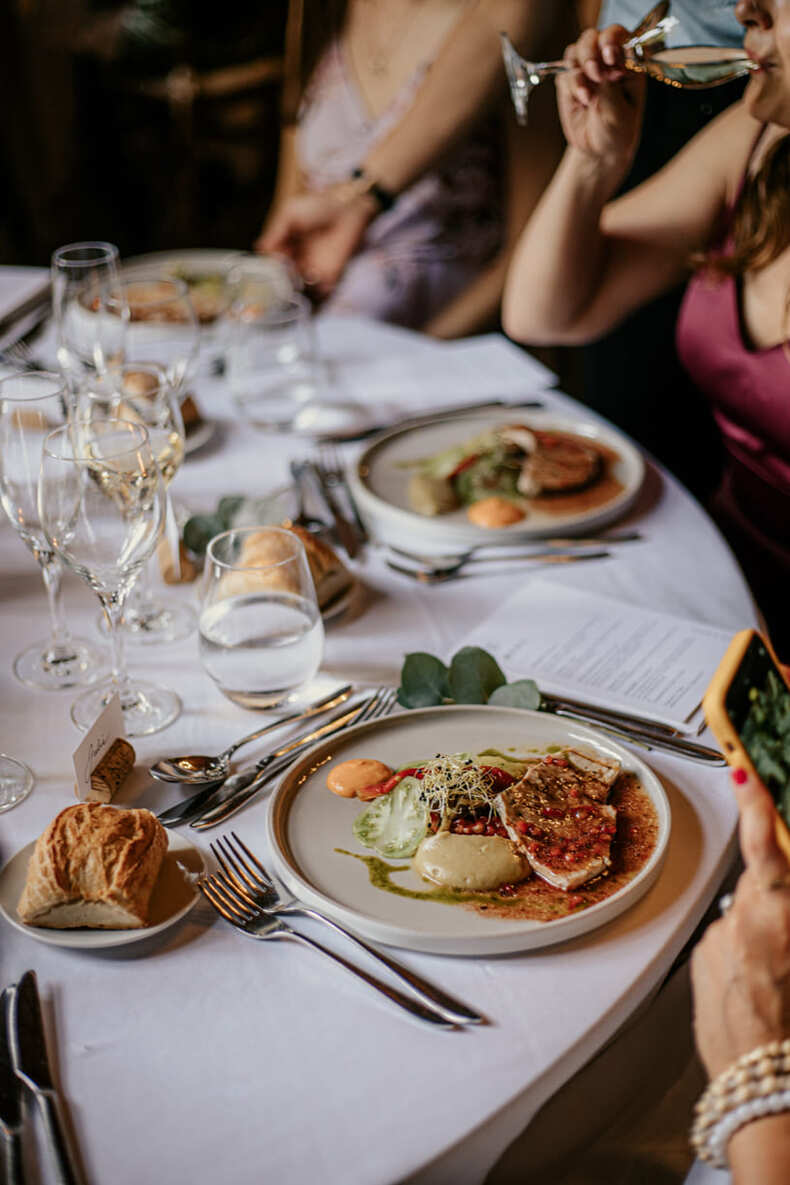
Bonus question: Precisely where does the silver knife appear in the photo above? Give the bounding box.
[0,988,25,1185]
[304,461,360,558]
[8,972,85,1185]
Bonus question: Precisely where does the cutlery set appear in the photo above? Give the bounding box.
[1,971,84,1185]
[155,686,397,829]
[199,834,485,1029]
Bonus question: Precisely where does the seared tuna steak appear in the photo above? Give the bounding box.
[497,754,619,890]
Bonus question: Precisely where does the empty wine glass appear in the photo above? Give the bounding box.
[501,15,758,125]
[51,242,126,394]
[0,755,35,813]
[110,275,200,394]
[79,363,195,643]
[199,526,325,709]
[39,419,181,735]
[0,371,106,689]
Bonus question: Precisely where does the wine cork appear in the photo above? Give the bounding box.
[80,738,136,803]
[157,537,198,584]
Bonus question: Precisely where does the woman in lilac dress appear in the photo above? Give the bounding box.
[258,0,572,335]
[503,0,790,657]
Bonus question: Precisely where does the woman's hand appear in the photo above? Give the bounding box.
[555,25,646,170]
[255,188,377,296]
[692,770,790,1080]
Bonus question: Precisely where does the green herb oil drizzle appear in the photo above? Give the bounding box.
[335,849,519,908]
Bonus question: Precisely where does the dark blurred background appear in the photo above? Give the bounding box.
[1,0,288,264]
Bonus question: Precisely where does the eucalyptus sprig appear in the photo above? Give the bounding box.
[397,646,541,711]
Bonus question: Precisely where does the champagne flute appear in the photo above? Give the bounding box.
[501,17,758,125]
[80,362,195,642]
[51,242,126,394]
[39,419,181,735]
[0,371,106,689]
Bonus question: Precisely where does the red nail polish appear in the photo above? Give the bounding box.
[732,768,748,785]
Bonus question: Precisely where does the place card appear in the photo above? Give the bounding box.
[73,694,126,800]
[461,579,734,732]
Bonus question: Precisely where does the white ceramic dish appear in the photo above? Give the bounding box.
[267,705,670,955]
[347,408,645,553]
[0,831,204,950]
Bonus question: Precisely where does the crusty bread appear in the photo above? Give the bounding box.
[17,804,168,930]
[218,525,352,610]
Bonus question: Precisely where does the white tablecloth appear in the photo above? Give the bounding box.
[0,314,757,1185]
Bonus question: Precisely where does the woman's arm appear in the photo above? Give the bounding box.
[260,1,576,292]
[502,27,757,346]
[425,79,564,338]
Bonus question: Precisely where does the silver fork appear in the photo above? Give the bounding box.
[199,875,456,1029]
[190,687,398,829]
[211,832,484,1025]
[317,445,368,542]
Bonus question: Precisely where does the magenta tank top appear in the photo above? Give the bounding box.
[676,138,790,563]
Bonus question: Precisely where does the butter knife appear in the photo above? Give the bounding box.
[0,988,25,1185]
[8,971,85,1185]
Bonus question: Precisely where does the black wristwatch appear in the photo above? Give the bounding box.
[349,167,396,212]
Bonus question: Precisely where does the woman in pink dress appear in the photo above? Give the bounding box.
[503,1,790,657]
[258,0,572,335]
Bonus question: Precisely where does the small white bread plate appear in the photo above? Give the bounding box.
[0,832,204,950]
[347,407,645,553]
[267,705,670,956]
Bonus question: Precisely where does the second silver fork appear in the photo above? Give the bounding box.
[210,832,485,1026]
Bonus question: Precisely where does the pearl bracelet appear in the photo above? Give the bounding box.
[691,1039,790,1168]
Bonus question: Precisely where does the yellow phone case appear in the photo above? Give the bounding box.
[703,628,790,863]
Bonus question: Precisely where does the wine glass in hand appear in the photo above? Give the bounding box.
[39,419,181,735]
[0,371,106,689]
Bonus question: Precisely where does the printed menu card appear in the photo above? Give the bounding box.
[461,579,733,732]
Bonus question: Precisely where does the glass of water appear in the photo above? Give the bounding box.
[199,526,325,709]
[228,290,320,428]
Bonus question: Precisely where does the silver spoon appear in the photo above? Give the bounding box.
[149,684,352,784]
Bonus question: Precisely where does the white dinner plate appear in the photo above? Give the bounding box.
[347,407,646,553]
[0,831,204,950]
[267,705,670,955]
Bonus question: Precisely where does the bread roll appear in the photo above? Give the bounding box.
[17,804,168,929]
[218,525,352,610]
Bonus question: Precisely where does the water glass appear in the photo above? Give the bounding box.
[228,293,321,428]
[199,526,325,709]
[0,755,35,813]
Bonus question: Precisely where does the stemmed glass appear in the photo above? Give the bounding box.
[0,755,35,813]
[501,14,757,125]
[110,275,200,394]
[79,363,195,642]
[39,419,181,735]
[0,371,105,689]
[51,242,126,393]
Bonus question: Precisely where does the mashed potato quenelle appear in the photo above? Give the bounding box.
[413,832,529,891]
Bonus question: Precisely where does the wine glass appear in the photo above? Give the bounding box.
[199,526,325,709]
[0,371,106,689]
[79,362,195,643]
[111,275,200,394]
[51,242,126,394]
[501,16,757,125]
[39,419,181,735]
[0,755,35,813]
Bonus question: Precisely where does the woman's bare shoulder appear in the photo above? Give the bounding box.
[692,101,766,202]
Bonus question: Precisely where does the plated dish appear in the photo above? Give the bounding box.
[348,408,645,552]
[0,831,204,950]
[268,705,670,955]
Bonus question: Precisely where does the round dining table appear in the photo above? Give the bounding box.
[0,311,757,1185]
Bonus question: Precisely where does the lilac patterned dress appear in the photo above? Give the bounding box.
[298,40,505,328]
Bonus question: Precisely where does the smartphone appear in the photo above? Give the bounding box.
[704,629,790,860]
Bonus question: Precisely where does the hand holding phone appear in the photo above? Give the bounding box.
[704,629,790,861]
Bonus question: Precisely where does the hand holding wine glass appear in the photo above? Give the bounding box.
[38,419,181,736]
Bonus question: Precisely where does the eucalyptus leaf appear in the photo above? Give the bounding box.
[397,652,450,708]
[183,513,225,556]
[217,495,245,528]
[448,647,506,705]
[489,679,542,711]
